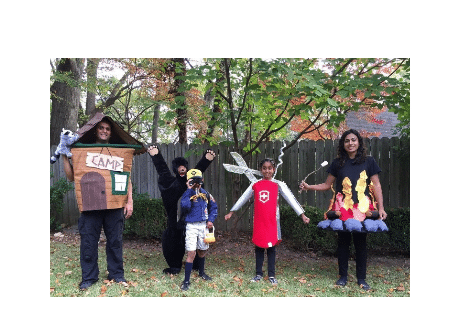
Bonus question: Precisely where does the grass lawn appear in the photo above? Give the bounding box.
[50,232,410,297]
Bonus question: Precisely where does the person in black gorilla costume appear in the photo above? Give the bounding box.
[147,145,216,274]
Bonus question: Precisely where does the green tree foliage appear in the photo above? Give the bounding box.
[181,58,410,157]
[50,58,410,149]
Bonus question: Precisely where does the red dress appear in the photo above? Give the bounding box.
[252,180,280,248]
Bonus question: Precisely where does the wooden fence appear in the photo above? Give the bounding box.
[50,137,410,231]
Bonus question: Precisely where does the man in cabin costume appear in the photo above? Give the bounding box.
[62,113,145,290]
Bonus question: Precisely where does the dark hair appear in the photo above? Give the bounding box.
[259,158,276,169]
[172,157,189,175]
[337,129,366,168]
[94,119,113,135]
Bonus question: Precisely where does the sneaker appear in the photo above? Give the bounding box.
[357,279,371,291]
[79,279,98,290]
[335,276,347,286]
[180,280,191,291]
[199,273,212,281]
[268,277,278,285]
[250,275,263,282]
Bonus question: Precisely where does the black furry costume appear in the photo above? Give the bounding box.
[150,149,213,274]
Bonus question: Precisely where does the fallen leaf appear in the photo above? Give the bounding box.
[233,276,242,282]
[100,285,107,294]
[161,291,168,297]
[64,271,72,276]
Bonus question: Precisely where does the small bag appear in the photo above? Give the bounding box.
[204,226,216,243]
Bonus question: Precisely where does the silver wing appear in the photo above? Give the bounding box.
[223,164,260,183]
[230,152,248,167]
[223,152,262,183]
[230,152,262,175]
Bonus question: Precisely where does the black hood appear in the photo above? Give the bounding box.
[172,157,189,176]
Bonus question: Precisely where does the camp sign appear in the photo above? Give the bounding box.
[86,152,124,172]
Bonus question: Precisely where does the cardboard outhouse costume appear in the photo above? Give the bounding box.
[70,112,145,212]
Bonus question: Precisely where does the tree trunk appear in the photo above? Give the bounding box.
[152,103,161,144]
[204,63,225,141]
[50,58,84,146]
[85,58,100,115]
[169,58,187,144]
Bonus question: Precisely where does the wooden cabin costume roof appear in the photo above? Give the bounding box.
[72,112,146,155]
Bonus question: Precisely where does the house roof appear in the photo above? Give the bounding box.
[75,112,146,155]
[346,111,400,138]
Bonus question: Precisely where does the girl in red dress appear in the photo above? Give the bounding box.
[225,158,310,284]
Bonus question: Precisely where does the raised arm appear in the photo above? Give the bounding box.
[148,146,175,188]
[194,149,216,173]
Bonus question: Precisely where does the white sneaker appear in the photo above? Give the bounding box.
[268,277,278,284]
[250,275,263,282]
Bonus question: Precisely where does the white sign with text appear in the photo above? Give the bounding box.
[86,152,124,172]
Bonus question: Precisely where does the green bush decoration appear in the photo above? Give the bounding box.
[384,207,410,252]
[123,192,167,239]
[50,176,74,231]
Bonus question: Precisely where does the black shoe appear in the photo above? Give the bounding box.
[336,276,348,286]
[357,279,371,290]
[180,280,191,291]
[107,275,127,283]
[199,273,212,281]
[79,279,98,290]
[163,267,181,275]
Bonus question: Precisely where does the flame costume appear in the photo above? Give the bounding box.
[317,156,388,233]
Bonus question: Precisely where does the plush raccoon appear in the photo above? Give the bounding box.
[50,128,79,164]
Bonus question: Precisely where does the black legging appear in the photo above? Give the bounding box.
[337,232,367,280]
[255,246,276,277]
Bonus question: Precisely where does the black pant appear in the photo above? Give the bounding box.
[255,246,276,277]
[78,208,125,283]
[337,232,367,280]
